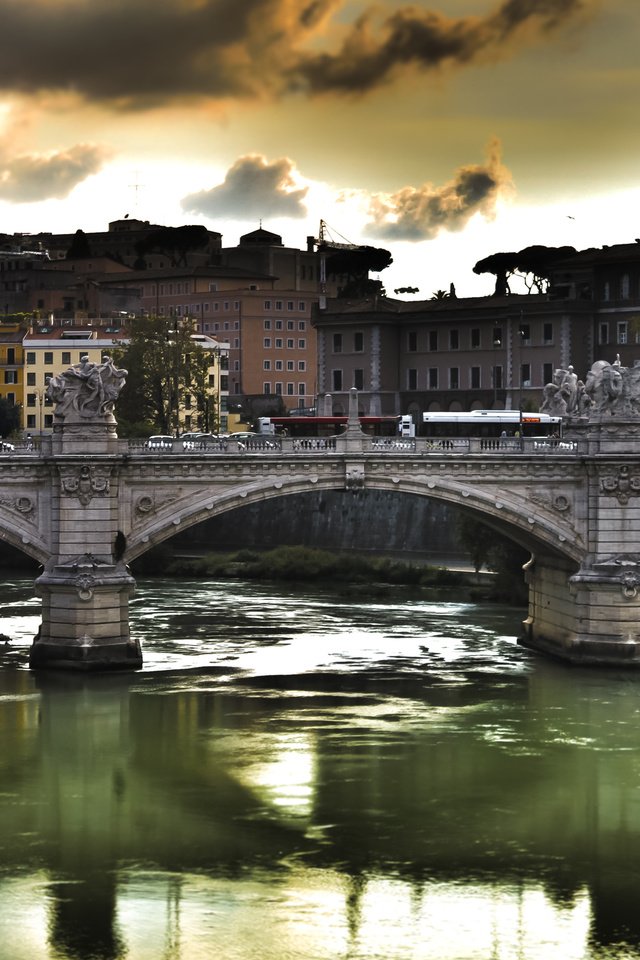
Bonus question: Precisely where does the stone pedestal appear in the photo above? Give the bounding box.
[30,559,140,671]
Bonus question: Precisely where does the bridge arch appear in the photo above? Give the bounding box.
[0,516,49,566]
[125,474,583,568]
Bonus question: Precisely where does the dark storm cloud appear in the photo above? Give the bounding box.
[182,155,308,220]
[292,0,595,94]
[0,0,595,108]
[366,139,512,241]
[0,145,110,202]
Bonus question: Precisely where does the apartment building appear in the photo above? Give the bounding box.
[0,324,25,409]
[312,240,640,417]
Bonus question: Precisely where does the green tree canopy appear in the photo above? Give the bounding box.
[113,316,214,436]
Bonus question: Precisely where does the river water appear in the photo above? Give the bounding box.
[1,576,640,960]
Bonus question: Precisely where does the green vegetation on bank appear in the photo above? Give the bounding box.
[132,543,464,585]
[130,543,522,603]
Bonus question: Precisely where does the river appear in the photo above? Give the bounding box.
[1,575,640,960]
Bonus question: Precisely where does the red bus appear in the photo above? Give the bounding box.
[257,416,401,438]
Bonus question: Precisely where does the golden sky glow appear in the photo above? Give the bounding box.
[0,0,638,295]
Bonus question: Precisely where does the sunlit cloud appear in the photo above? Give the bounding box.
[365,138,514,241]
[182,155,308,220]
[0,144,112,203]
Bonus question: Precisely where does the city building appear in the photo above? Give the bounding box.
[312,240,640,418]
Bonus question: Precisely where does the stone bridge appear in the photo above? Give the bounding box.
[3,362,640,671]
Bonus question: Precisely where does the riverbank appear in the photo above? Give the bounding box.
[131,544,513,603]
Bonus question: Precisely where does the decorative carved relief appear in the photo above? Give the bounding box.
[133,491,180,524]
[529,490,572,515]
[600,466,640,504]
[345,465,365,491]
[0,494,36,523]
[60,465,111,505]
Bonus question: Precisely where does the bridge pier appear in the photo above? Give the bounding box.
[30,560,139,671]
[28,358,141,671]
[522,554,640,667]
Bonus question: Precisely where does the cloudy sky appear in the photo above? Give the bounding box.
[0,0,638,296]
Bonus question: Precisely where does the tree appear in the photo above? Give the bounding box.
[473,251,519,296]
[66,229,92,259]
[134,225,210,268]
[0,398,20,438]
[455,513,529,604]
[515,245,576,293]
[323,245,393,298]
[113,316,214,435]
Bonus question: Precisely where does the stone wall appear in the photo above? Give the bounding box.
[170,490,462,560]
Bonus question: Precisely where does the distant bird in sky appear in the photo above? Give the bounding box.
[567,215,575,219]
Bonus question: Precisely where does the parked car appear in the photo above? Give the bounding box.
[146,435,174,450]
[0,440,14,452]
[182,432,222,449]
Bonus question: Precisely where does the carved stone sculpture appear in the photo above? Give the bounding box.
[47,355,127,420]
[540,358,640,420]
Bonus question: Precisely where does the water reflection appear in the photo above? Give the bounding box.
[1,578,640,957]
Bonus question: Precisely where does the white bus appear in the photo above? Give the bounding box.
[421,410,563,439]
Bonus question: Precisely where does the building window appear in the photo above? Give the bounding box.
[264,300,271,310]
[618,321,628,344]
[428,368,438,389]
[493,365,503,390]
[298,361,306,371]
[287,301,294,311]
[27,372,36,386]
[299,321,306,331]
[354,331,363,351]
[621,274,630,299]
[333,333,342,353]
[449,330,459,350]
[332,369,343,391]
[298,383,306,395]
[599,322,609,345]
[287,320,294,330]
[3,371,17,384]
[275,360,283,371]
[27,415,36,429]
[542,363,553,385]
[493,326,502,347]
[519,323,531,345]
[287,361,294,371]
[408,331,417,352]
[263,360,271,370]
[44,351,53,365]
[263,319,271,330]
[521,363,531,387]
[26,351,36,364]
[471,328,480,349]
[470,366,480,389]
[275,382,283,395]
[543,323,553,345]
[263,383,271,394]
[275,338,283,349]
[449,367,459,389]
[429,331,438,351]
[287,339,294,349]
[209,283,218,292]
[275,301,283,311]
[298,339,306,349]
[275,320,283,330]
[298,301,305,311]
[354,369,364,390]
[407,368,417,390]
[287,383,294,395]
[603,281,610,301]
[264,338,271,348]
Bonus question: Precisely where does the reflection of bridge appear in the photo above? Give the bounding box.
[3,384,640,669]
